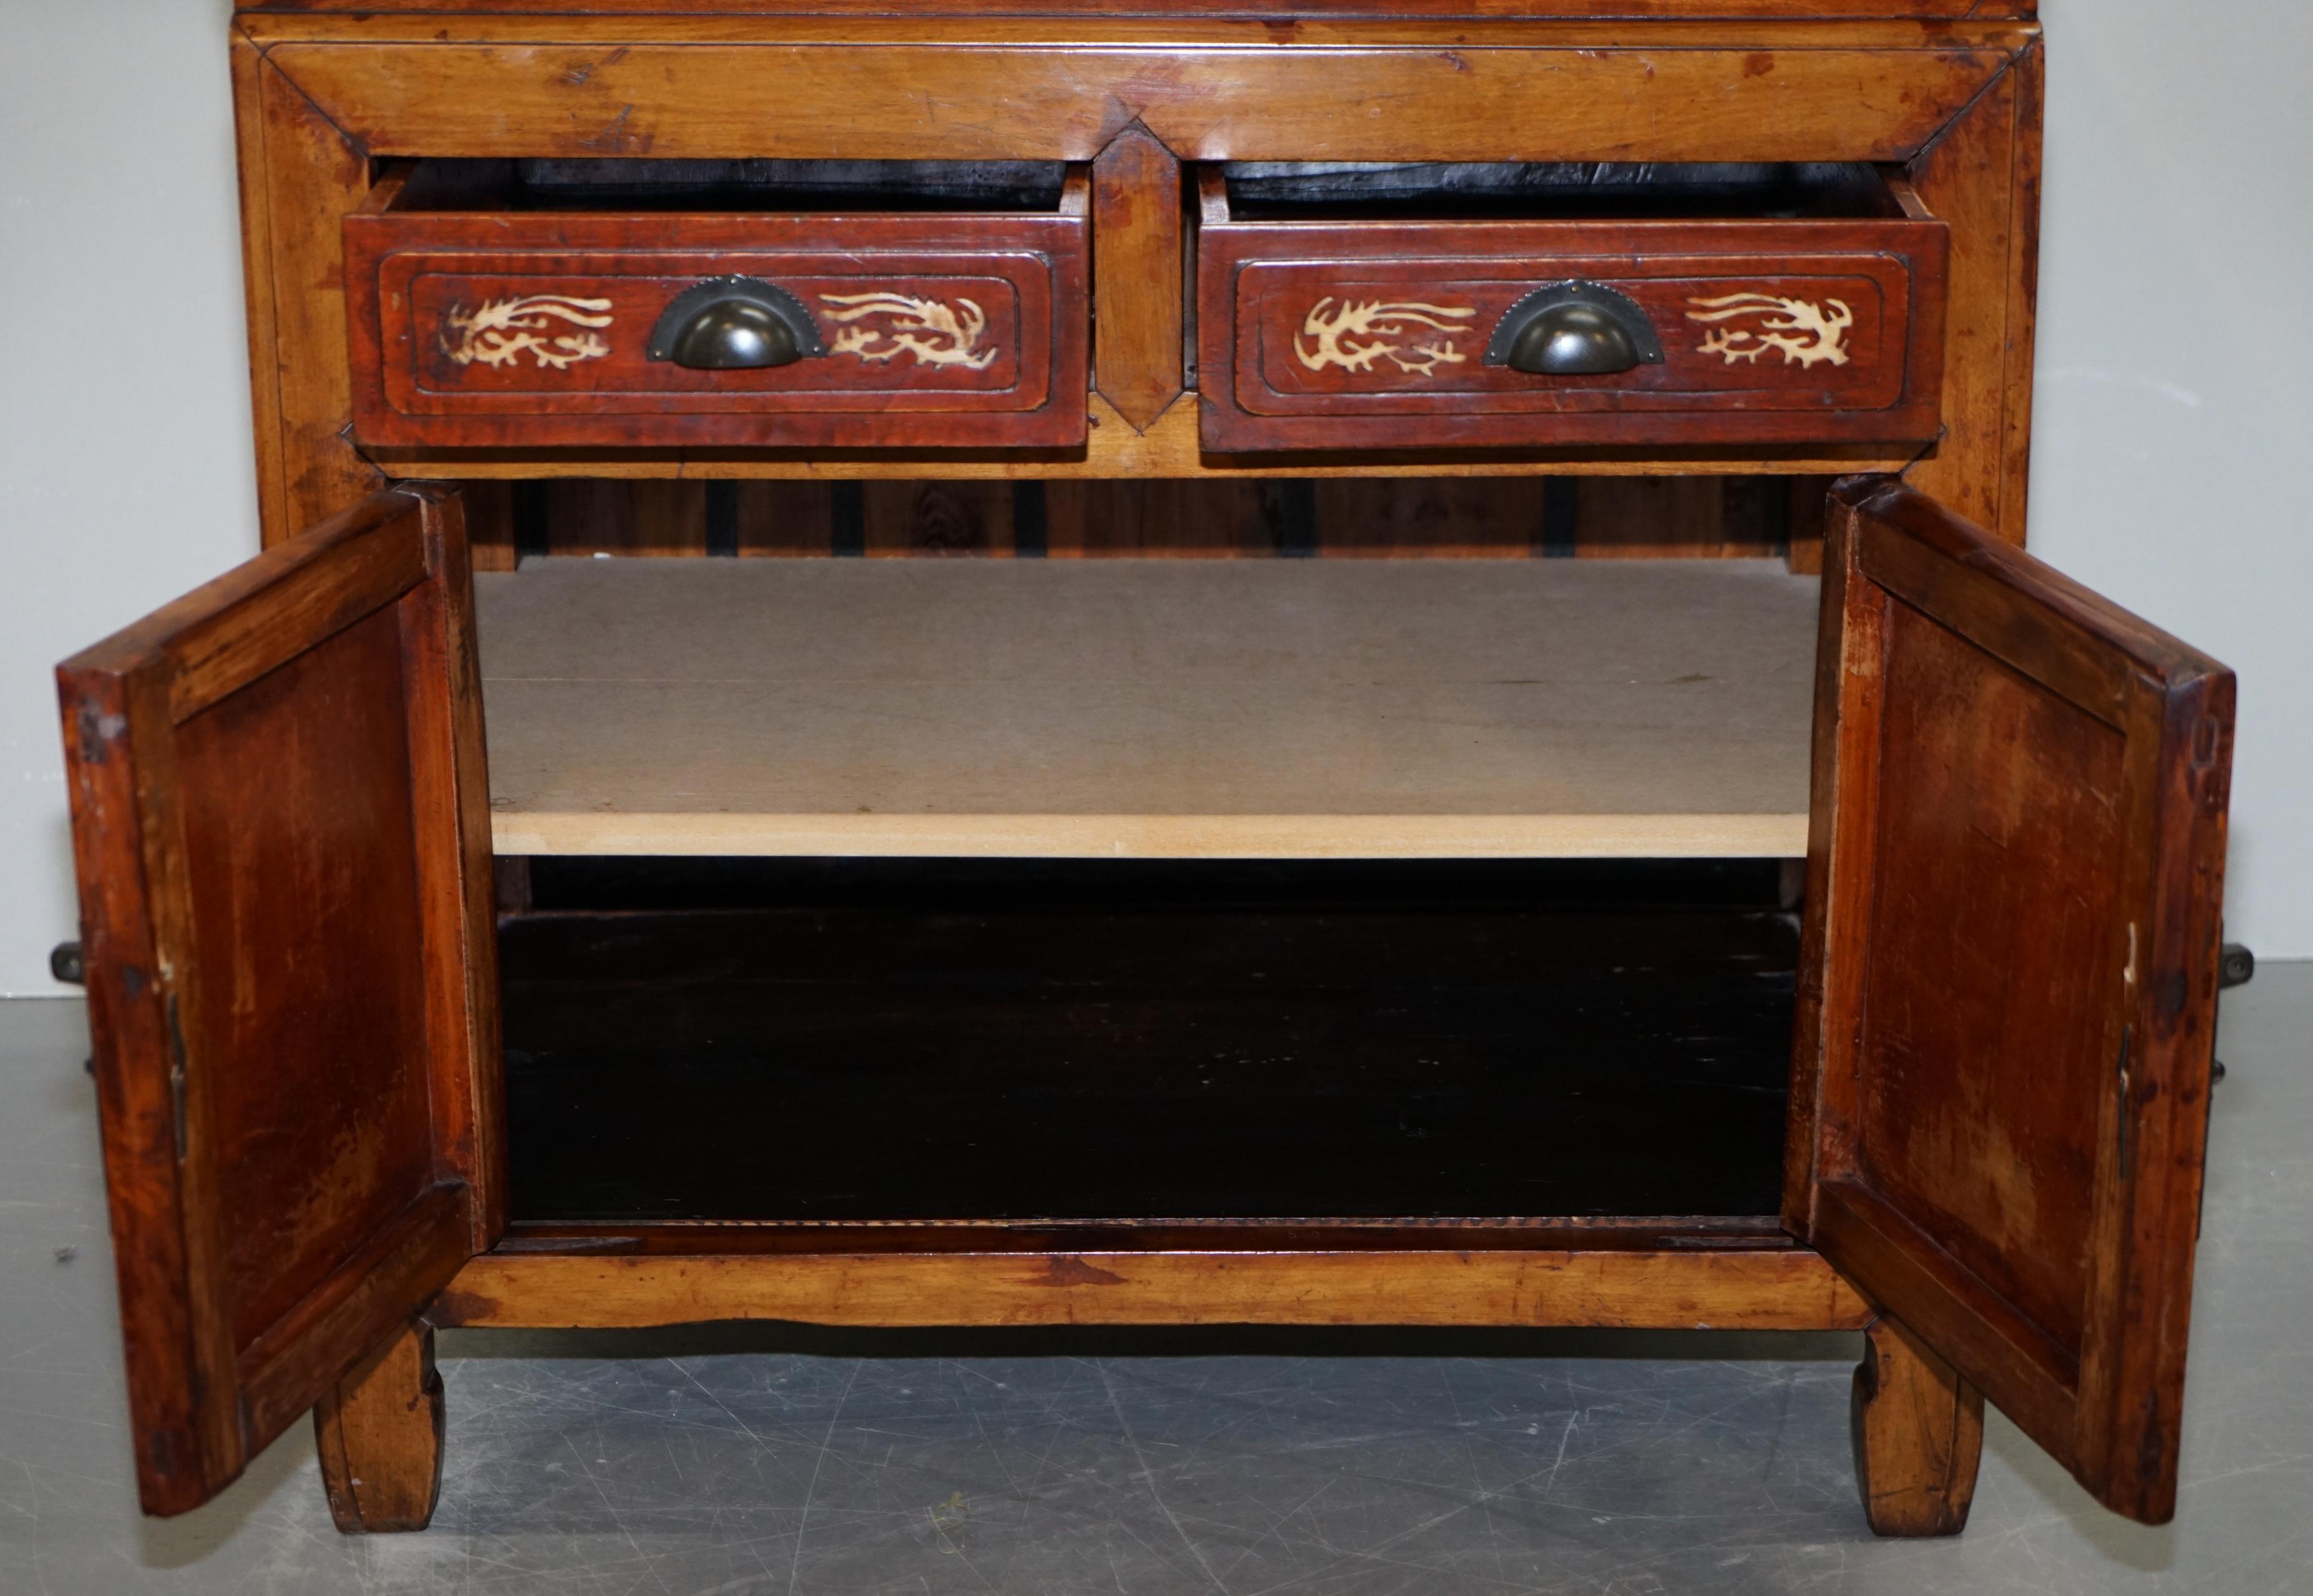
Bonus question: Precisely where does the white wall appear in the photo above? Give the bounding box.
[2,0,255,996]
[2028,0,2313,965]
[1,2,2307,993]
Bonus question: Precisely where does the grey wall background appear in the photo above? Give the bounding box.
[2,1,2307,993]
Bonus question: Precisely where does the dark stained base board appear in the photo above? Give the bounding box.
[499,859,1798,1225]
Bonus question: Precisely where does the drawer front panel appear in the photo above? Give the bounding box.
[1200,218,1945,453]
[392,258,1040,410]
[348,212,1088,449]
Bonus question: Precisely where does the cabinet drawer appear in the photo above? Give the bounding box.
[345,161,1089,450]
[1197,165,1946,454]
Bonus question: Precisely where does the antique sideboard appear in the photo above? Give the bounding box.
[54,0,2243,1540]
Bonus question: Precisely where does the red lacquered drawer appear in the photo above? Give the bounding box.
[345,162,1089,451]
[1196,167,1947,454]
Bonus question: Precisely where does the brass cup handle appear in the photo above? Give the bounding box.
[646,277,827,370]
[1484,282,1666,377]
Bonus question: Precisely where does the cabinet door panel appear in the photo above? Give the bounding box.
[57,485,500,1516]
[1790,480,2233,1524]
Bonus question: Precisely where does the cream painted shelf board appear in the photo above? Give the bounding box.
[477,557,1820,859]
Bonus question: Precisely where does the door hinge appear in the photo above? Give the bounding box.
[2114,1023,2135,1179]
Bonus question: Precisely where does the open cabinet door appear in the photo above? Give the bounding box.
[57,485,500,1516]
[1789,480,2234,1524]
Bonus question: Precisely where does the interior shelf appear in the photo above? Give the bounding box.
[477,557,1819,860]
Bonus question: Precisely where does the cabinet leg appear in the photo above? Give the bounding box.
[1851,1316,1984,1537]
[313,1319,445,1533]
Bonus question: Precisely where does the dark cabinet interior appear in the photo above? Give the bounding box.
[499,857,1800,1226]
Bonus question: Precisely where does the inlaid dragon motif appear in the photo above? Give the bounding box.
[1293,298,1478,378]
[442,294,613,370]
[819,292,996,370]
[1685,293,1854,369]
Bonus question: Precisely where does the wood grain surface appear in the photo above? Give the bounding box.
[1850,1316,1984,1536]
[1791,480,2234,1524]
[233,19,2035,546]
[1092,128,1187,431]
[1199,180,1947,452]
[1901,42,2040,541]
[247,3,2031,21]
[263,34,2020,165]
[313,1320,446,1534]
[368,392,1917,482]
[235,37,386,543]
[56,487,494,1515]
[345,177,1091,450]
[435,1246,1874,1331]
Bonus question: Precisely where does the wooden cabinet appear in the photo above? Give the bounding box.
[56,0,2241,1548]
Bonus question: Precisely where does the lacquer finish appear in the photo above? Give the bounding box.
[344,169,1091,449]
[1791,480,2234,1524]
[55,487,496,1515]
[1198,174,1949,452]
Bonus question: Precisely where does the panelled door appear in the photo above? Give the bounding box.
[1790,480,2235,1524]
[57,485,500,1515]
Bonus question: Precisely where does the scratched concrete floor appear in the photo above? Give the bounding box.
[2,970,2308,1595]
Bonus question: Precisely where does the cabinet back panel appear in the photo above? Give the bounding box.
[472,474,1809,562]
[497,859,1796,1224]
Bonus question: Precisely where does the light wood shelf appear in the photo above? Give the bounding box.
[477,557,1820,859]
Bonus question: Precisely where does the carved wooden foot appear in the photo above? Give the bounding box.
[1851,1316,1984,1536]
[313,1319,445,1533]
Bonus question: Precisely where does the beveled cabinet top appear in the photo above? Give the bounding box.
[241,0,2032,19]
